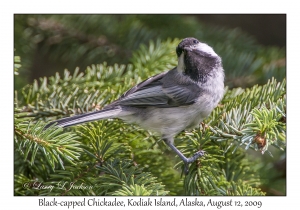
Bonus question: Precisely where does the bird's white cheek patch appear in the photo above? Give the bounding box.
[196,43,218,57]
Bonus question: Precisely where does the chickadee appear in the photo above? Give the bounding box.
[46,37,225,174]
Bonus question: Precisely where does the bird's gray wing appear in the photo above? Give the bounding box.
[111,72,168,107]
[162,82,201,106]
[111,69,202,108]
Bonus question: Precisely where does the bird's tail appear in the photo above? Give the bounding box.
[45,107,122,129]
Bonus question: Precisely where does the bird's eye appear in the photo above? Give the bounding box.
[193,39,199,44]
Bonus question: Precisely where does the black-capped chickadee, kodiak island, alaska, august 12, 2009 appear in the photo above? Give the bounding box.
[45,37,225,174]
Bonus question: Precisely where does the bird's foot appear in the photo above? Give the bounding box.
[183,150,206,174]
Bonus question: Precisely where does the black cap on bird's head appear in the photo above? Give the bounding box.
[176,37,218,59]
[176,37,200,57]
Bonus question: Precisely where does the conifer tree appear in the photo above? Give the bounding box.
[14,15,286,196]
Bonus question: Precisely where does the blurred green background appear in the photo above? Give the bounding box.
[14,14,286,89]
[14,14,286,195]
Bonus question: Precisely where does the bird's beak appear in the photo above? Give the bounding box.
[176,46,192,57]
[183,46,192,53]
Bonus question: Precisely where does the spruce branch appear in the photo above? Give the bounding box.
[131,38,178,78]
[14,120,82,170]
[95,159,168,196]
[209,78,286,155]
[76,121,133,164]
[14,31,286,196]
[15,63,136,121]
[182,133,264,195]
[215,180,265,196]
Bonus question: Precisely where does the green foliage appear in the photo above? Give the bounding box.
[14,55,21,75]
[14,120,81,171]
[14,15,285,90]
[131,38,179,78]
[95,159,168,196]
[14,15,286,196]
[209,78,286,156]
